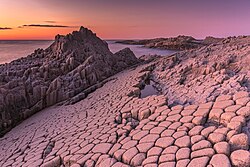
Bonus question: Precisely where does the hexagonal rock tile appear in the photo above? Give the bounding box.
[193,108,210,117]
[155,137,174,148]
[188,126,204,136]
[184,105,198,110]
[159,154,175,163]
[122,147,138,164]
[162,146,179,154]
[216,95,232,102]
[147,147,163,156]
[137,142,154,153]
[92,143,112,154]
[227,121,242,132]
[213,142,230,156]
[138,109,151,120]
[225,105,242,113]
[166,114,182,122]
[191,135,205,145]
[213,100,234,109]
[230,150,250,167]
[198,102,213,109]
[236,97,250,106]
[176,159,190,167]
[132,130,149,140]
[236,106,250,117]
[121,140,138,150]
[187,156,210,167]
[150,127,165,134]
[97,157,117,167]
[191,140,212,151]
[130,153,146,166]
[208,109,224,122]
[159,161,176,167]
[41,156,61,167]
[176,148,190,160]
[140,134,159,143]
[208,133,225,144]
[210,154,231,167]
[201,126,216,138]
[191,148,215,159]
[142,156,158,165]
[229,133,249,151]
[233,91,249,100]
[161,129,175,137]
[175,136,191,148]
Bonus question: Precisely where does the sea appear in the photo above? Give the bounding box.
[0,40,176,64]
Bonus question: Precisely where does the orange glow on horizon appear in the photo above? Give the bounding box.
[1,0,250,40]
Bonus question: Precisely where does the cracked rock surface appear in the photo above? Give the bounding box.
[1,62,250,167]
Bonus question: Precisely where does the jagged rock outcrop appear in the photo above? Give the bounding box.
[0,26,140,136]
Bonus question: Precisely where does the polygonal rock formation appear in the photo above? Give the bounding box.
[0,26,140,136]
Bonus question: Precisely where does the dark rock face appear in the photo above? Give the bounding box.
[0,26,140,136]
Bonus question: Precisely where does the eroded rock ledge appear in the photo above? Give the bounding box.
[0,26,140,136]
[0,63,249,167]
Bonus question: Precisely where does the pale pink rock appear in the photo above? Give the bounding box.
[209,108,224,122]
[216,95,232,102]
[233,91,249,100]
[176,159,190,167]
[173,131,187,139]
[230,150,250,167]
[162,146,179,154]
[176,148,190,160]
[166,114,182,122]
[229,133,249,151]
[236,97,250,106]
[136,142,154,153]
[159,154,175,163]
[188,126,204,136]
[191,135,205,145]
[213,100,234,109]
[201,126,216,138]
[236,106,250,117]
[155,137,174,148]
[213,142,230,155]
[122,140,138,150]
[142,156,158,165]
[147,147,163,156]
[150,126,165,134]
[130,153,146,166]
[225,105,242,112]
[139,134,159,143]
[158,121,172,128]
[210,154,231,167]
[159,161,176,167]
[174,136,191,148]
[187,156,210,167]
[191,140,212,151]
[208,133,225,144]
[92,143,112,154]
[132,130,149,140]
[161,129,175,137]
[191,148,215,159]
[122,147,138,164]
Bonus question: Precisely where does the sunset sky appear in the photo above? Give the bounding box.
[1,0,250,40]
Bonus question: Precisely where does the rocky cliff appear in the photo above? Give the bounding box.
[116,36,223,50]
[0,26,140,136]
[151,35,250,106]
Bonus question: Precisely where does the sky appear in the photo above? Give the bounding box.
[0,0,250,40]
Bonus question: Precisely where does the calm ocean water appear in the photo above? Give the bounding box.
[0,40,176,64]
